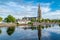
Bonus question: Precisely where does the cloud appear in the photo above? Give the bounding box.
[40,3,60,19]
[43,10,60,19]
[0,1,60,19]
[0,2,38,18]
[44,26,60,34]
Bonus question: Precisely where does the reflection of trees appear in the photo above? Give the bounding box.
[23,25,42,40]
[59,24,60,27]
[23,25,52,40]
[45,24,51,29]
[7,27,15,36]
[31,27,36,30]
[0,29,2,34]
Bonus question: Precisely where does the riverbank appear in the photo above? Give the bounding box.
[33,22,60,26]
[0,23,30,27]
[0,23,17,27]
[0,22,60,27]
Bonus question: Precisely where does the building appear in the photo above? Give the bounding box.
[16,3,41,24]
[16,19,31,24]
[22,17,37,21]
[38,4,42,20]
[22,4,41,21]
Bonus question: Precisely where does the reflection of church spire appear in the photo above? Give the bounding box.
[38,3,41,20]
[38,25,41,40]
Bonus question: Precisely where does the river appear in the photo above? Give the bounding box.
[0,24,60,40]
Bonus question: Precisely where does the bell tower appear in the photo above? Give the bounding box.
[38,3,41,20]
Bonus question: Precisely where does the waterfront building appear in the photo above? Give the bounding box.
[16,19,31,24]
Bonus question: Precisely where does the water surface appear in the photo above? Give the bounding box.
[0,24,60,40]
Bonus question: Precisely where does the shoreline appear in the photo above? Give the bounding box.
[0,23,30,27]
[0,22,60,27]
[0,23,17,27]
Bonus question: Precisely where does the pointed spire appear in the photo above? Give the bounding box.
[38,3,40,10]
[38,3,41,20]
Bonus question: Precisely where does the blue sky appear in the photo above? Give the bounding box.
[0,0,60,19]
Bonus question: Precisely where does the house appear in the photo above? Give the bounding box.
[16,19,31,24]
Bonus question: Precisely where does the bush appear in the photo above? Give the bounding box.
[28,22,33,24]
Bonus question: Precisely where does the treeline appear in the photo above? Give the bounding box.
[0,15,60,23]
[0,15,16,23]
[30,18,60,23]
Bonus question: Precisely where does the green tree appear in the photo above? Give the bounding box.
[4,15,16,23]
[0,17,3,22]
[31,18,36,22]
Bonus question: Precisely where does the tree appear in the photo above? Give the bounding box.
[31,18,36,22]
[37,18,42,23]
[0,17,3,22]
[4,15,16,23]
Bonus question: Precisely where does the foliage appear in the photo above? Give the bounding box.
[16,22,19,26]
[28,22,33,24]
[4,15,16,23]
[0,17,3,22]
[31,18,36,22]
[37,19,42,23]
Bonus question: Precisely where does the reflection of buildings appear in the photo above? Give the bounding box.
[23,25,42,40]
[38,25,41,40]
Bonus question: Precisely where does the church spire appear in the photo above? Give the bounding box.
[38,3,41,20]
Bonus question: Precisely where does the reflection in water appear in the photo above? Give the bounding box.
[7,27,15,36]
[59,24,60,27]
[23,25,53,40]
[0,29,2,34]
[45,25,50,28]
[23,26,36,30]
[31,27,36,30]
[37,25,41,40]
[30,25,52,40]
[0,24,60,40]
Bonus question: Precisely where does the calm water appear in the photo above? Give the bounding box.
[0,24,60,40]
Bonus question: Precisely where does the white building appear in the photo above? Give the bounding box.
[16,19,31,24]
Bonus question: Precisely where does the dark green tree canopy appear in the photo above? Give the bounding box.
[4,15,16,23]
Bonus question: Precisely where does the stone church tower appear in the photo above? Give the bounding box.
[38,4,41,20]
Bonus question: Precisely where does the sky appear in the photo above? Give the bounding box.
[0,0,60,19]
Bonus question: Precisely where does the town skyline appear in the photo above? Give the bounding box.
[0,0,60,19]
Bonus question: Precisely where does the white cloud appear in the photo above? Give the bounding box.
[0,2,60,19]
[44,26,60,34]
[42,31,51,37]
[0,2,38,18]
[43,10,60,19]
